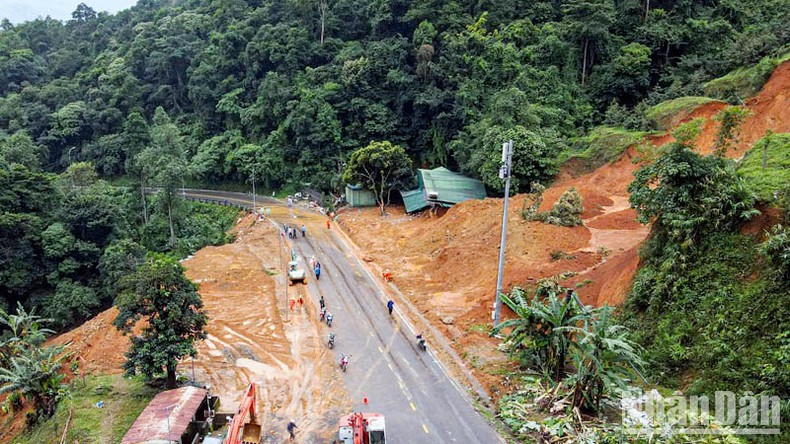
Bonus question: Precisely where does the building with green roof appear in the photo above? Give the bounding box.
[400,167,487,213]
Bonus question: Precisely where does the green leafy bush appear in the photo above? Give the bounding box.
[0,305,69,420]
[523,186,585,227]
[629,121,758,277]
[496,282,643,413]
[625,232,790,398]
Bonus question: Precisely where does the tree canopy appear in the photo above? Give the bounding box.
[343,140,413,214]
[0,0,783,194]
[114,254,207,388]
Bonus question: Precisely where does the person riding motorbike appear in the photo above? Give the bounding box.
[328,332,335,349]
[339,354,349,371]
[326,312,333,327]
[416,333,427,351]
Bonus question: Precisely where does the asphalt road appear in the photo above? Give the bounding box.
[184,190,504,444]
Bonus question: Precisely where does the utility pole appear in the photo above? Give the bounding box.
[493,140,513,327]
[252,164,257,215]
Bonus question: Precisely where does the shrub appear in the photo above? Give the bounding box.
[524,187,584,227]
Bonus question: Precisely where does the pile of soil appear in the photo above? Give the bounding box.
[182,213,349,442]
[337,60,790,396]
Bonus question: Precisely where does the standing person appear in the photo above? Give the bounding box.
[298,296,304,310]
[387,300,394,315]
[301,224,306,237]
[287,420,298,441]
[326,218,331,230]
[319,295,325,310]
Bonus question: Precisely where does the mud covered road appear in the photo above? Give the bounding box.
[183,190,503,444]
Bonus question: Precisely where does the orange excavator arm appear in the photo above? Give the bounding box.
[350,412,367,444]
[226,383,257,444]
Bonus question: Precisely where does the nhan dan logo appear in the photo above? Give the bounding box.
[620,389,782,436]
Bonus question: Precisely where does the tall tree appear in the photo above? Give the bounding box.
[343,140,413,215]
[114,254,207,388]
[136,107,190,247]
[563,0,615,85]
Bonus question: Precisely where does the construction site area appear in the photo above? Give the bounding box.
[3,59,787,444]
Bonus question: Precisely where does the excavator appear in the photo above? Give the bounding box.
[337,412,386,444]
[224,383,261,444]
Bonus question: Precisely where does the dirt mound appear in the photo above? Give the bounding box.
[182,213,347,442]
[50,307,130,375]
[338,60,790,393]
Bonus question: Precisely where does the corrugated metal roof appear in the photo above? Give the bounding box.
[420,167,487,204]
[401,188,428,213]
[401,167,486,213]
[121,386,207,444]
[345,184,377,207]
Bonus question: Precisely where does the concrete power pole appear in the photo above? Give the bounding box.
[252,164,257,214]
[493,140,513,327]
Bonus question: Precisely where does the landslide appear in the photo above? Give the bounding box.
[337,59,790,393]
[16,213,348,443]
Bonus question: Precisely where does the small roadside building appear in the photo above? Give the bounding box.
[345,183,377,207]
[121,386,211,444]
[400,167,487,213]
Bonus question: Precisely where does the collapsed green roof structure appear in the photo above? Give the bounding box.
[400,167,487,213]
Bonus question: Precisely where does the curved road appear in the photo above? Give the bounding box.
[185,190,503,444]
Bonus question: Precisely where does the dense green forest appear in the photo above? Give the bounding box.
[1,0,787,193]
[0,160,237,327]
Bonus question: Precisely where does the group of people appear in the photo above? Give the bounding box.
[289,295,305,311]
[283,223,307,240]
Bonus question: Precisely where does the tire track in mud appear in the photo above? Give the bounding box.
[282,215,454,416]
[291,226,414,383]
[182,219,349,443]
[280,213,494,442]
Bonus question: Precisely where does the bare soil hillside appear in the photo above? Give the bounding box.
[337,60,790,393]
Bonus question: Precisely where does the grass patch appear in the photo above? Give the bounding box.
[549,250,576,261]
[645,97,721,130]
[467,323,491,334]
[704,52,790,103]
[560,126,648,174]
[738,132,790,201]
[13,374,157,444]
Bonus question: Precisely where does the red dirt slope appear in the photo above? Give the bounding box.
[338,59,790,347]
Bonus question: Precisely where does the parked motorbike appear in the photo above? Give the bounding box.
[416,334,427,351]
[326,312,333,327]
[339,354,349,372]
[328,332,335,349]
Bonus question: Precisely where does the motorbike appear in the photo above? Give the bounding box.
[328,332,335,349]
[416,334,427,351]
[339,354,349,372]
[326,313,333,327]
[319,307,326,321]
